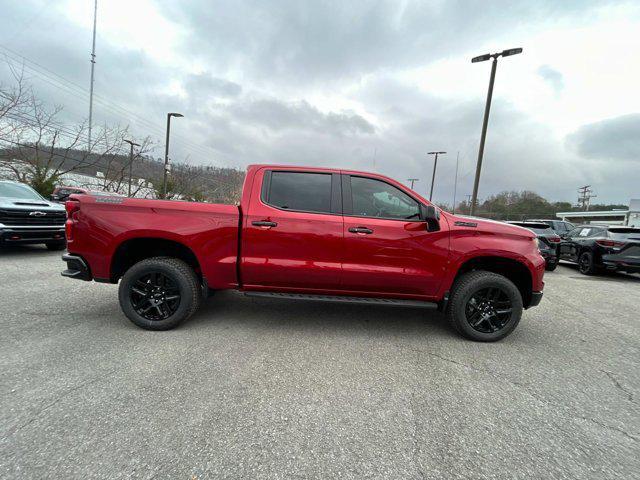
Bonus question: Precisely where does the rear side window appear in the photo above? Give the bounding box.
[349,176,420,220]
[264,171,333,214]
[608,228,640,240]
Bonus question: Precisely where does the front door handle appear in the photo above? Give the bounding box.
[252,220,278,228]
[349,226,373,235]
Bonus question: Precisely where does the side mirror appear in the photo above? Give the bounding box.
[420,204,440,232]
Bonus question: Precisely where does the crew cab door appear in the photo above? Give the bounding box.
[340,174,449,297]
[241,169,344,290]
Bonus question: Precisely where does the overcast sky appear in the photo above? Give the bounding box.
[1,0,639,205]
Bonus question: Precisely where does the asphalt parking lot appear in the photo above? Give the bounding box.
[1,246,638,479]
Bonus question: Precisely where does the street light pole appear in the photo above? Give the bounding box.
[427,151,446,201]
[163,112,183,198]
[407,178,419,190]
[124,139,140,197]
[469,47,522,215]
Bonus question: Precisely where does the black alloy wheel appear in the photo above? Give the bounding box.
[578,251,595,275]
[130,271,181,321]
[465,287,514,333]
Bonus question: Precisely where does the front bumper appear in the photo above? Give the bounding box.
[528,291,543,308]
[1,226,65,245]
[61,254,92,281]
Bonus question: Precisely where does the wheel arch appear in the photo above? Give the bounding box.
[110,237,202,283]
[449,256,534,308]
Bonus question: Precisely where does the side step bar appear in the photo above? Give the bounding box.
[244,291,437,308]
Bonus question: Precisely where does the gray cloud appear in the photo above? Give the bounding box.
[567,114,640,161]
[157,0,603,85]
[537,65,564,91]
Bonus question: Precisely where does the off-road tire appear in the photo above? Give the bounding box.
[118,257,202,330]
[446,271,523,342]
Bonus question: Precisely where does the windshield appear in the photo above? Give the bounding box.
[0,183,44,201]
[608,228,640,240]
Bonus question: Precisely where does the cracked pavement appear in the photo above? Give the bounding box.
[1,246,639,479]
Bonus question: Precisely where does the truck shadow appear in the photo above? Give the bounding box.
[189,291,455,340]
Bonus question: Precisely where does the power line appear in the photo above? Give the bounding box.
[0,44,223,163]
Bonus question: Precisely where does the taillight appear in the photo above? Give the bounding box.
[65,200,80,216]
[595,239,624,248]
[65,200,80,241]
[548,235,561,243]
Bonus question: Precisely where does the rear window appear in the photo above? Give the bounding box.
[510,223,551,234]
[608,228,640,240]
[265,171,332,214]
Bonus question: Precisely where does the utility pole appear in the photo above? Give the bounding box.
[469,47,523,215]
[88,0,98,150]
[407,178,419,190]
[163,112,183,198]
[465,194,473,215]
[452,151,459,214]
[124,139,140,197]
[577,185,596,211]
[427,151,446,201]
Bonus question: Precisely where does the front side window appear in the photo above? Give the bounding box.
[566,227,581,238]
[350,176,420,220]
[265,171,332,214]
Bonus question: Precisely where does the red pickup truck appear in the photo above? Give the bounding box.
[62,164,544,341]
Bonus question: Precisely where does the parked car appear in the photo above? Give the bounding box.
[558,225,640,275]
[0,181,66,250]
[528,218,575,235]
[61,164,545,342]
[507,221,561,271]
[50,186,123,203]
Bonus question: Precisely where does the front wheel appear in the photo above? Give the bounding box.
[545,261,558,271]
[118,257,202,330]
[446,271,523,342]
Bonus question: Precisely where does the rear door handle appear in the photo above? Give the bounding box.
[252,220,278,228]
[349,226,373,234]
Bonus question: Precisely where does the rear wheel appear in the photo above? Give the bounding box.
[118,257,202,330]
[446,271,523,342]
[578,251,596,275]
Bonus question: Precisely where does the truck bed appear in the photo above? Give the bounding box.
[66,195,240,288]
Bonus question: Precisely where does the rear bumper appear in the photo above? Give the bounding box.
[601,254,640,273]
[527,291,543,308]
[1,226,65,245]
[61,253,92,281]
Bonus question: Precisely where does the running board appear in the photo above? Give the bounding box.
[244,291,437,308]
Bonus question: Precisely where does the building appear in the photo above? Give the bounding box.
[556,199,640,227]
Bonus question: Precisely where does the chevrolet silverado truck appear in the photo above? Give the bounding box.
[1,180,66,250]
[61,165,545,341]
